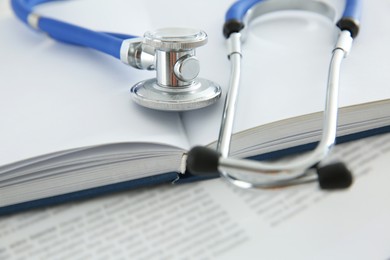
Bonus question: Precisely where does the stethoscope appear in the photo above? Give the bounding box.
[12,0,361,190]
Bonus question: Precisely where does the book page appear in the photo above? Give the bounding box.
[1,132,389,259]
[0,0,191,166]
[182,0,390,146]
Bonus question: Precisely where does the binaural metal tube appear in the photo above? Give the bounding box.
[217,31,353,189]
[217,33,242,157]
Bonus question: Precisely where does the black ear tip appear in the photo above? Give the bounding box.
[317,162,353,190]
[186,146,220,176]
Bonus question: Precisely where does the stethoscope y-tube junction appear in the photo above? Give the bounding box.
[186,0,361,190]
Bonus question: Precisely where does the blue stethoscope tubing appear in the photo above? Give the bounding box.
[11,0,136,59]
[225,0,362,31]
[11,0,361,62]
[12,0,361,60]
[186,0,362,190]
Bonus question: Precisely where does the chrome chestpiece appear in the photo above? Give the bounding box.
[122,28,222,111]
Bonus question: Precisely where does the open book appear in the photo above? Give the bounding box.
[1,131,390,259]
[1,0,389,213]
